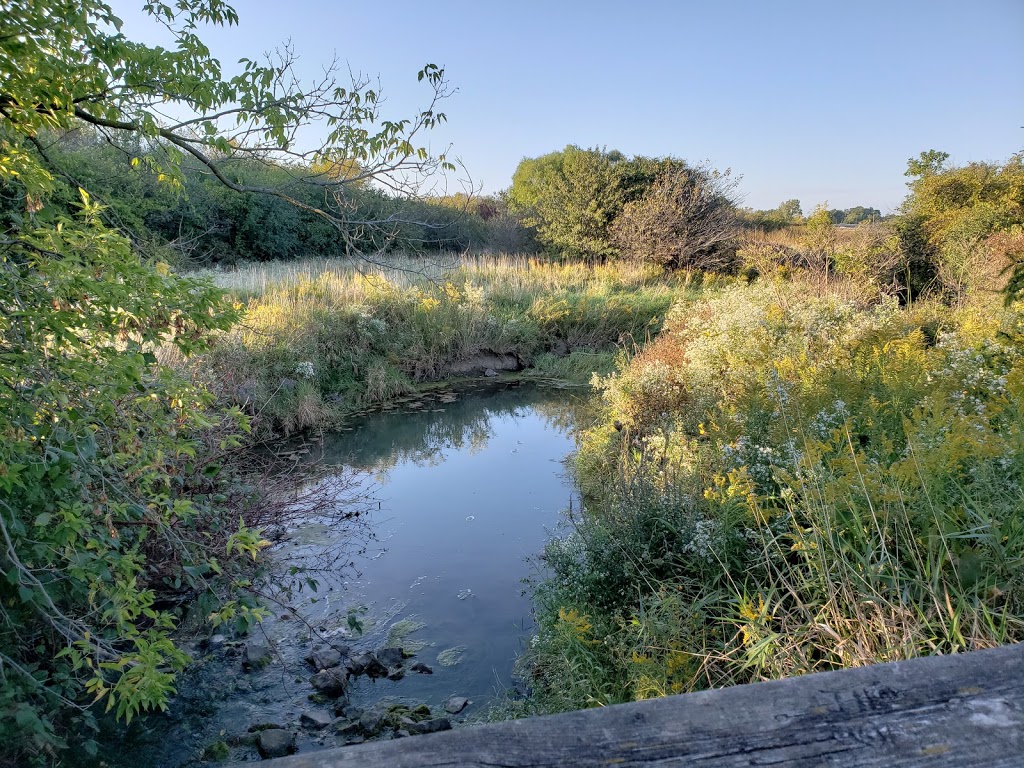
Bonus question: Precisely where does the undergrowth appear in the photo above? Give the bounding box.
[205,255,688,433]
[517,275,1024,713]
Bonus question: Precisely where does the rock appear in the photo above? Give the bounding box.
[359,710,387,736]
[343,734,365,746]
[310,667,349,698]
[299,710,333,730]
[304,648,344,671]
[256,729,295,759]
[395,729,410,738]
[386,666,405,681]
[334,720,362,738]
[446,351,523,377]
[397,716,417,727]
[360,654,388,679]
[346,653,369,676]
[207,634,227,650]
[248,722,284,732]
[334,703,362,720]
[444,696,470,715]
[375,647,404,667]
[228,732,259,747]
[203,741,229,761]
[242,642,272,671]
[407,718,452,735]
[410,662,434,674]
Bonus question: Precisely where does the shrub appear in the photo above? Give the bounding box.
[525,277,1024,713]
[610,165,740,272]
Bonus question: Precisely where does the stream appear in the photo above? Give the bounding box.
[98,380,589,765]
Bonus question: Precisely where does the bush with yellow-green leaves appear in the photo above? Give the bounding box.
[525,278,1024,711]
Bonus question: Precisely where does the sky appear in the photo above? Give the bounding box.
[109,0,1024,213]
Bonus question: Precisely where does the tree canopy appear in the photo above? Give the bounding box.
[508,146,667,259]
[506,146,740,263]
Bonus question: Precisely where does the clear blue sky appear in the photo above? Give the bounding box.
[111,0,1023,213]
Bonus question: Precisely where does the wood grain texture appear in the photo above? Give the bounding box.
[252,643,1024,767]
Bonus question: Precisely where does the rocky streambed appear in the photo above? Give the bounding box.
[220,640,471,760]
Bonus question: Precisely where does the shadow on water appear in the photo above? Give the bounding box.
[92,381,593,766]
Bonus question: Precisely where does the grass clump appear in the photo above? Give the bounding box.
[522,277,1024,712]
[436,646,468,667]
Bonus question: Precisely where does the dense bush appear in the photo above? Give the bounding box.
[524,278,1024,710]
[13,131,509,266]
[610,165,740,271]
[508,147,689,260]
[0,0,457,762]
[902,151,1024,302]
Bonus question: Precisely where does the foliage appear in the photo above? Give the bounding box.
[0,0,456,762]
[15,128,483,265]
[738,225,904,294]
[508,147,666,260]
[736,199,804,230]
[801,203,838,275]
[610,165,740,271]
[828,205,882,225]
[524,277,1024,712]
[902,151,1024,302]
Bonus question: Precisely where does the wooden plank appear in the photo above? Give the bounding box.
[253,643,1024,767]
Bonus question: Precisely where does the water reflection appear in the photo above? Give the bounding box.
[328,381,592,474]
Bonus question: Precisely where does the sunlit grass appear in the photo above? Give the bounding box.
[516,273,1024,714]
[201,253,686,433]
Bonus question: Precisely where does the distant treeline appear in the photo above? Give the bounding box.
[1,133,892,267]
[737,199,883,230]
[5,132,1019,299]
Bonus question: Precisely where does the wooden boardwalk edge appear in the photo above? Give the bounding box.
[254,643,1024,767]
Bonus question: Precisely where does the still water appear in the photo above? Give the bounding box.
[276,381,585,707]
[107,381,588,765]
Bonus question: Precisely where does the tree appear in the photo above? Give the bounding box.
[508,146,660,259]
[735,199,802,231]
[0,1,455,761]
[839,206,882,225]
[802,202,838,280]
[902,152,1024,301]
[610,164,739,271]
[777,199,803,223]
[905,149,950,179]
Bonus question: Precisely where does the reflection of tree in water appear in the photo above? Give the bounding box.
[531,388,600,436]
[319,382,594,477]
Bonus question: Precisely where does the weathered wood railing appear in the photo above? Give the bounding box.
[256,643,1023,767]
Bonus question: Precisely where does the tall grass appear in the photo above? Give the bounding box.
[518,275,1024,713]
[201,253,688,433]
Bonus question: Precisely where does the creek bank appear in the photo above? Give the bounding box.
[442,350,525,377]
